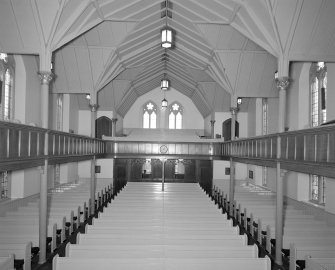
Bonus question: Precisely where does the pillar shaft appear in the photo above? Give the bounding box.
[274,76,289,265]
[229,107,238,211]
[230,107,238,140]
[38,71,53,264]
[210,120,215,139]
[89,103,98,215]
[112,118,118,137]
[161,159,166,191]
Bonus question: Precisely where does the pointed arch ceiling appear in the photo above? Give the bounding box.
[0,0,335,116]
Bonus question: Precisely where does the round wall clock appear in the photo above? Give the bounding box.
[160,144,168,154]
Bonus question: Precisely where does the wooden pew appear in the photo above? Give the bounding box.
[6,209,76,235]
[52,256,272,270]
[305,257,335,270]
[65,242,259,258]
[76,232,248,246]
[0,242,31,270]
[0,223,57,251]
[289,243,335,270]
[0,254,15,270]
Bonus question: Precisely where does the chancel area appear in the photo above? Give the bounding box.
[0,1,335,270]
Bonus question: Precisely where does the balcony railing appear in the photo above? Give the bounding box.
[1,120,334,178]
[0,121,105,171]
[105,140,223,159]
[222,124,335,178]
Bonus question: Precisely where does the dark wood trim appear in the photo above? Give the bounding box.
[232,157,335,178]
[0,158,44,172]
[105,154,224,160]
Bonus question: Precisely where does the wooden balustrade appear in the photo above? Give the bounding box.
[1,120,334,177]
[223,124,335,178]
[105,140,223,159]
[0,121,105,171]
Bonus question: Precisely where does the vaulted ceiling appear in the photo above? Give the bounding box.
[1,0,335,117]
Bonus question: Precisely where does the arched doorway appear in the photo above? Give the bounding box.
[222,118,239,141]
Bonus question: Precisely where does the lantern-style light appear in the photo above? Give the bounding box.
[161,78,169,90]
[161,98,168,108]
[237,97,242,105]
[161,27,173,48]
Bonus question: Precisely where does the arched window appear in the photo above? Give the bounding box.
[0,53,14,200]
[310,62,327,127]
[0,53,14,121]
[143,102,157,129]
[168,102,183,129]
[309,62,327,205]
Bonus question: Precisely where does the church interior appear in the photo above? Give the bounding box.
[0,0,335,270]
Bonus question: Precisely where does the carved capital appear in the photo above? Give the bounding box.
[111,118,118,124]
[275,76,290,91]
[89,103,98,112]
[210,120,216,126]
[230,107,239,115]
[38,71,54,85]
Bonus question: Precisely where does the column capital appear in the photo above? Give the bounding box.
[275,76,290,91]
[89,103,98,112]
[210,120,216,126]
[111,118,118,123]
[230,107,239,115]
[38,71,54,85]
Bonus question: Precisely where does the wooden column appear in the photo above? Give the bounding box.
[38,71,53,264]
[275,76,290,265]
[126,159,132,182]
[111,118,117,137]
[89,103,98,215]
[210,120,215,139]
[229,107,238,215]
[161,158,166,191]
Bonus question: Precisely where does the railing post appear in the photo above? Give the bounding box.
[18,130,22,157]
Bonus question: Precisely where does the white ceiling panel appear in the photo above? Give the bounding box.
[1,0,334,114]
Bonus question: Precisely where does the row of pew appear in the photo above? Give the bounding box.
[53,182,272,270]
[0,255,14,270]
[213,183,335,270]
[0,179,113,270]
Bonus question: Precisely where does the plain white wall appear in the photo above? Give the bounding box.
[9,55,43,198]
[78,110,91,136]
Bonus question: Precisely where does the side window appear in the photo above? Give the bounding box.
[310,175,325,205]
[310,62,327,127]
[0,171,9,200]
[0,53,14,121]
[168,102,183,129]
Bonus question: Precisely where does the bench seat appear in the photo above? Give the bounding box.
[0,242,31,270]
[52,256,271,270]
[0,255,14,270]
[65,243,259,258]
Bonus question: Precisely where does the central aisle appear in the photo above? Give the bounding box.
[53,182,271,270]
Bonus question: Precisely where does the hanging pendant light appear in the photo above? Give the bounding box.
[161,97,168,108]
[161,90,168,108]
[161,27,173,48]
[161,78,169,90]
[161,0,173,48]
